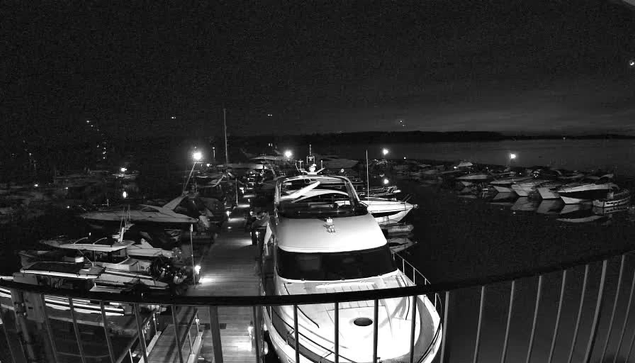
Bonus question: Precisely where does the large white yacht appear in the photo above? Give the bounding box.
[260,173,441,363]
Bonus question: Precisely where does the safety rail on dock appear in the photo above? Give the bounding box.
[2,247,635,363]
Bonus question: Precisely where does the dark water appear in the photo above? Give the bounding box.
[401,179,635,284]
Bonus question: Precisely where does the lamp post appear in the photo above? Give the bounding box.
[184,151,203,193]
[508,153,517,168]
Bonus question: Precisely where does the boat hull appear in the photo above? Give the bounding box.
[537,187,560,200]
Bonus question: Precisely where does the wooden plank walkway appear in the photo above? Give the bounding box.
[137,207,261,363]
[187,214,261,363]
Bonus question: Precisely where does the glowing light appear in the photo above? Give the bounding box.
[122,191,128,199]
[198,276,214,284]
[509,153,517,160]
[284,150,293,159]
[383,178,390,185]
[192,151,203,161]
[86,120,90,123]
[630,60,635,67]
[267,113,273,117]
[382,148,389,156]
[120,167,127,173]
[33,183,39,187]
[194,265,201,274]
[171,116,177,119]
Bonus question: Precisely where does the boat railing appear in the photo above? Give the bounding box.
[3,245,635,363]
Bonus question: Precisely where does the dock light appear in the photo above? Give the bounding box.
[284,150,293,159]
[510,153,517,160]
[194,265,201,274]
[382,148,389,156]
[248,321,254,337]
[383,178,390,185]
[120,167,127,173]
[192,151,203,162]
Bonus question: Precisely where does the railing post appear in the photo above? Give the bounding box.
[208,305,223,363]
[548,270,568,363]
[525,275,543,363]
[567,264,590,363]
[473,286,486,363]
[409,295,418,363]
[0,302,19,363]
[583,259,608,363]
[500,280,516,363]
[38,294,59,363]
[10,289,38,362]
[599,255,625,363]
[133,303,149,363]
[171,305,185,363]
[440,291,450,363]
[252,305,262,363]
[334,302,339,363]
[373,298,379,363]
[293,304,300,363]
[68,298,87,363]
[99,301,116,363]
[614,269,635,363]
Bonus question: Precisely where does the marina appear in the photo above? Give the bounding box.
[2,151,635,363]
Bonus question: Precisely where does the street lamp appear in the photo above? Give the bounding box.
[184,151,204,193]
[382,148,389,157]
[284,150,293,159]
[508,153,517,168]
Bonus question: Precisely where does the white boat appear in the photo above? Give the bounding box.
[261,173,442,363]
[510,179,549,197]
[592,189,631,208]
[40,234,186,289]
[80,195,202,227]
[1,262,130,316]
[536,181,565,200]
[357,185,401,198]
[362,197,418,224]
[557,183,618,204]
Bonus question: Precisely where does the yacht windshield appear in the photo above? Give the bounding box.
[278,178,367,218]
[276,246,396,281]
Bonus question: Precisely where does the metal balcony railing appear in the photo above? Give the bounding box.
[2,246,635,363]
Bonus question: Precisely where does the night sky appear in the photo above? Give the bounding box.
[2,0,634,141]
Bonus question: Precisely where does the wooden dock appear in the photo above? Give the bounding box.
[187,214,261,363]
[146,214,260,362]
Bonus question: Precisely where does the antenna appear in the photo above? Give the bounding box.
[223,108,229,165]
[365,150,370,199]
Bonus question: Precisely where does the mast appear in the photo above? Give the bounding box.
[365,150,370,198]
[223,108,229,164]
